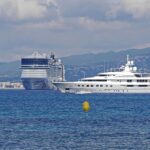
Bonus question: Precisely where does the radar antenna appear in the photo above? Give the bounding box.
[51,52,55,60]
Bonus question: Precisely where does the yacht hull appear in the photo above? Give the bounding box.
[53,82,150,94]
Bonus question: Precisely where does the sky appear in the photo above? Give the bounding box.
[0,0,150,62]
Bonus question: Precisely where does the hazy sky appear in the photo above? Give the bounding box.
[0,0,150,61]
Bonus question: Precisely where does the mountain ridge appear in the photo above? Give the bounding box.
[61,47,150,65]
[0,47,150,80]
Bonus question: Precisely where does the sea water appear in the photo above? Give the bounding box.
[0,90,150,149]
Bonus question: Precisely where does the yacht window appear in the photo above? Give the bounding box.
[135,74,141,77]
[110,85,112,87]
[117,80,121,82]
[138,85,148,87]
[127,85,134,87]
[82,85,84,87]
[98,80,107,82]
[91,85,93,87]
[96,85,99,87]
[86,85,89,87]
[99,74,107,76]
[78,85,80,87]
[137,80,148,82]
[83,79,107,82]
[100,85,103,87]
[127,80,132,82]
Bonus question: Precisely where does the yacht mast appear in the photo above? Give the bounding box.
[127,55,129,62]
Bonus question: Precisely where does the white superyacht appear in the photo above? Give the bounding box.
[53,55,150,94]
[21,52,65,90]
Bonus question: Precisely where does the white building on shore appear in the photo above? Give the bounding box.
[0,82,24,89]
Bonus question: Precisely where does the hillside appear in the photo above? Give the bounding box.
[0,47,150,81]
[61,47,150,65]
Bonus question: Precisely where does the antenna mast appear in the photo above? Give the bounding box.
[127,55,129,62]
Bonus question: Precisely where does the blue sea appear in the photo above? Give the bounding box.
[0,90,150,150]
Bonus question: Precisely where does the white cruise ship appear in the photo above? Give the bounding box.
[53,55,150,94]
[21,52,65,90]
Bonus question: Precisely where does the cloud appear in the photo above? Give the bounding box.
[0,0,149,22]
[58,0,150,21]
[58,0,112,21]
[78,17,130,31]
[106,0,150,20]
[121,0,150,19]
[0,0,150,61]
[0,0,58,21]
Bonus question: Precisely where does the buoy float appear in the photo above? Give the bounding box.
[82,101,90,112]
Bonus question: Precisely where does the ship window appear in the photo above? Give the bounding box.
[127,80,132,82]
[110,85,112,87]
[100,85,103,87]
[82,85,84,87]
[86,85,89,87]
[91,85,93,87]
[65,88,70,90]
[78,85,80,87]
[22,58,48,65]
[96,85,99,87]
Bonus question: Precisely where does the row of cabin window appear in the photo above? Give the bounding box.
[77,85,112,87]
[77,84,148,88]
[117,80,148,82]
[83,80,107,82]
[83,80,149,82]
[118,80,148,82]
[127,85,148,87]
[127,80,148,82]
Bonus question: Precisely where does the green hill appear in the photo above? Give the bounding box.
[0,47,150,81]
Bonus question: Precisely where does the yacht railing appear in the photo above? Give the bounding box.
[139,73,150,77]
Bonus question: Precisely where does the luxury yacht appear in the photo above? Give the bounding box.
[21,52,65,90]
[53,55,150,94]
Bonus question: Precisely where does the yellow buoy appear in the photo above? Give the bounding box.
[82,101,90,112]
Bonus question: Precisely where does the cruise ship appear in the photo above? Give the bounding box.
[53,55,150,94]
[21,52,65,90]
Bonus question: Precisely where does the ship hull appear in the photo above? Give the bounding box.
[22,78,50,90]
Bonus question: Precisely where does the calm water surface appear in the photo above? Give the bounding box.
[0,90,150,150]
